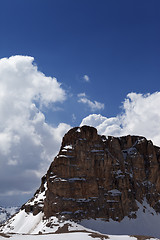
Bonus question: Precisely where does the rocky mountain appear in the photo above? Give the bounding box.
[43,126,160,221]
[1,126,160,239]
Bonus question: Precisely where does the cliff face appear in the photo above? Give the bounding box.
[40,126,160,221]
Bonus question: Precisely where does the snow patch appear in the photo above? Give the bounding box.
[63,145,73,150]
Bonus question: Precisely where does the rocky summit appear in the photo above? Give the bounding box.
[23,125,160,222]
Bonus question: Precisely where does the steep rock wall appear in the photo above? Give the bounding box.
[42,126,160,221]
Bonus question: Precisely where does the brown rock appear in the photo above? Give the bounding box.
[22,126,160,222]
[41,126,160,221]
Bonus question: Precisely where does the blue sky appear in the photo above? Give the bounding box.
[0,0,160,206]
[0,0,160,125]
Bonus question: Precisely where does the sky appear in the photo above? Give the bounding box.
[0,0,160,206]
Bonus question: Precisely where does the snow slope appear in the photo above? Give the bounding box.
[81,200,160,238]
[0,209,87,234]
[1,200,160,239]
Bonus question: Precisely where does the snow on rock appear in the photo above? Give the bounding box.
[25,183,47,207]
[0,209,86,235]
[21,176,47,216]
[63,145,73,150]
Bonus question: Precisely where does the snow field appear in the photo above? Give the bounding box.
[0,233,158,240]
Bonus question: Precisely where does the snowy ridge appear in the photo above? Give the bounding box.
[0,207,19,224]
[20,175,47,216]
[25,182,47,207]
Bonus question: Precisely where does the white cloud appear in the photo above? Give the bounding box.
[0,55,71,206]
[81,114,122,136]
[80,92,160,147]
[78,93,104,112]
[2,56,160,208]
[77,92,86,98]
[83,75,90,82]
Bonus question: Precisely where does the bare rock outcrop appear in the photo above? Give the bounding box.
[41,126,160,221]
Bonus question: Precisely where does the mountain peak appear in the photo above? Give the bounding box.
[1,126,160,238]
[42,126,160,221]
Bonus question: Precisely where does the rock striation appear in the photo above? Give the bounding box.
[23,126,160,222]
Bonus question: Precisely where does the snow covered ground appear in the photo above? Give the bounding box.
[0,232,158,240]
[81,200,160,238]
[1,199,160,238]
[1,199,160,239]
[0,209,89,234]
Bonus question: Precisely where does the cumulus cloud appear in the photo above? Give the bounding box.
[0,55,71,206]
[78,93,104,112]
[81,114,122,136]
[83,75,90,82]
[80,92,160,147]
[2,56,160,208]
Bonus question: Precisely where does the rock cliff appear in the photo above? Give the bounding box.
[24,125,160,221]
